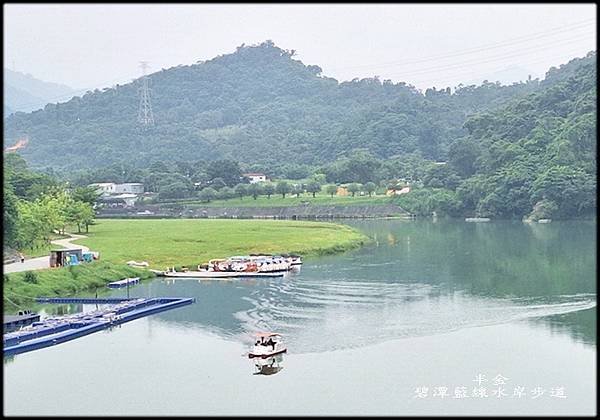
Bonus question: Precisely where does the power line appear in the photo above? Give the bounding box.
[408,48,588,90]
[329,18,596,72]
[347,32,594,82]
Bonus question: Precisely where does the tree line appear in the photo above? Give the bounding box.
[4,154,99,252]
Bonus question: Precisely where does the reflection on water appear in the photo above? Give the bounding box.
[140,219,596,352]
[3,219,596,416]
[252,353,284,376]
[23,219,591,352]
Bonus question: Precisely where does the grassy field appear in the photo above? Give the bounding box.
[70,218,370,269]
[159,193,392,208]
[4,218,369,309]
[4,262,153,310]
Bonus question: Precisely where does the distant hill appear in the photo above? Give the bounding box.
[4,68,81,114]
[4,41,591,173]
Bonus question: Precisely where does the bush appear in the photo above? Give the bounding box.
[24,271,38,284]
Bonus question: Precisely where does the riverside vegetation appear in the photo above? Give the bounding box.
[3,219,369,309]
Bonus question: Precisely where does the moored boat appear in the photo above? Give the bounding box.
[161,270,284,279]
[151,253,302,278]
[107,277,140,288]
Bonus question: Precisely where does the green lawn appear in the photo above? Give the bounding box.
[4,218,369,309]
[159,193,392,208]
[70,218,369,269]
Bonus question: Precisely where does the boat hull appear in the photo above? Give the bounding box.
[161,271,285,279]
[248,348,287,358]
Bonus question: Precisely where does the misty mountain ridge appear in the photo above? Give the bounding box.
[4,68,83,115]
[2,41,596,173]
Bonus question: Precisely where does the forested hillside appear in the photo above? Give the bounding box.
[4,41,541,172]
[399,50,596,219]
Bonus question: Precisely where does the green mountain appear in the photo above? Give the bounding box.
[427,50,596,219]
[4,41,543,172]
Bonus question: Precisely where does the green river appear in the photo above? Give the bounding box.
[3,219,596,415]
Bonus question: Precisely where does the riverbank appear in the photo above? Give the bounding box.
[97,202,410,219]
[157,194,393,207]
[3,219,369,309]
[4,262,153,310]
[71,219,370,268]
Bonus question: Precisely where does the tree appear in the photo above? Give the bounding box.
[65,200,95,233]
[3,180,20,247]
[310,173,327,184]
[71,186,102,207]
[263,182,275,198]
[198,187,217,203]
[347,183,361,197]
[158,182,192,200]
[148,161,170,174]
[80,203,95,233]
[325,184,338,198]
[247,183,263,200]
[364,182,377,196]
[210,177,227,190]
[207,160,242,186]
[322,151,381,184]
[423,164,461,190]
[276,181,290,198]
[234,183,247,199]
[282,163,313,179]
[218,186,234,200]
[305,181,321,198]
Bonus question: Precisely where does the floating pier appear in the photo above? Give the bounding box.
[3,313,41,333]
[3,297,195,357]
[107,277,140,288]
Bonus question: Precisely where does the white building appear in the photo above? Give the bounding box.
[115,183,144,194]
[113,193,138,207]
[89,182,117,196]
[243,173,268,184]
[98,193,138,208]
[89,182,144,196]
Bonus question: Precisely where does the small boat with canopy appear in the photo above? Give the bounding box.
[248,332,287,358]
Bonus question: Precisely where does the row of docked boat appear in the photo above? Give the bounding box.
[150,254,302,279]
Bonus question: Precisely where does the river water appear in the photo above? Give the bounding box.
[3,219,596,415]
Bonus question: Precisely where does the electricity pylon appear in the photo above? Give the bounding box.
[137,61,154,126]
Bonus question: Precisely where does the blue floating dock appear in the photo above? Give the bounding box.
[3,313,41,333]
[3,297,195,357]
[107,277,140,288]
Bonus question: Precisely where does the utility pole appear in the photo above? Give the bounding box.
[137,61,154,127]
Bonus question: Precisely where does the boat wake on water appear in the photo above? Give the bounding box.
[233,280,596,353]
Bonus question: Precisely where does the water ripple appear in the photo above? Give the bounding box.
[233,279,596,353]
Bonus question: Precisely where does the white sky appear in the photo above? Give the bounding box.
[3,3,597,92]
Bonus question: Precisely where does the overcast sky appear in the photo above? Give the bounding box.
[3,3,596,92]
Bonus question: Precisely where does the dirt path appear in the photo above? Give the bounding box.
[3,233,89,274]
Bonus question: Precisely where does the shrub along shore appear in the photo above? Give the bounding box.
[3,218,369,310]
